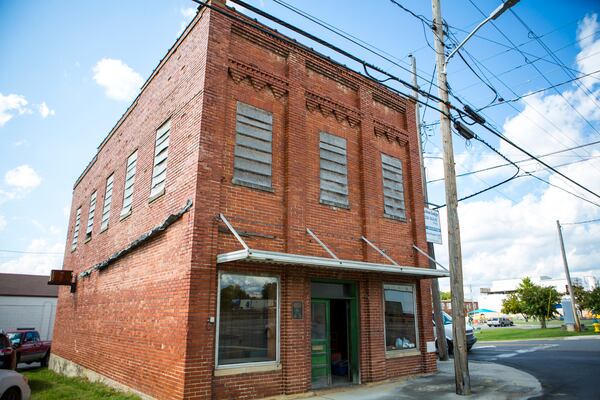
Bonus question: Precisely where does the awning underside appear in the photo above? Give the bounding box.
[217,249,450,278]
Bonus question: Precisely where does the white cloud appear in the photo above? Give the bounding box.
[92,58,143,101]
[38,101,55,118]
[0,215,6,231]
[5,165,42,190]
[576,14,600,87]
[0,93,30,127]
[0,238,64,276]
[177,7,197,36]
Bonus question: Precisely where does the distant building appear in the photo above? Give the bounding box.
[0,273,58,340]
[441,299,478,314]
[479,275,598,314]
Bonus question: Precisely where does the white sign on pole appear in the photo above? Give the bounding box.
[424,208,442,244]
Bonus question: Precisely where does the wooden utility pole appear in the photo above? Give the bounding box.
[431,0,471,394]
[409,54,449,361]
[556,220,581,331]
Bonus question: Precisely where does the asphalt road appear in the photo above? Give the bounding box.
[469,337,600,399]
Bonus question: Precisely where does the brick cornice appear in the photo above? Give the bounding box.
[305,91,361,128]
[228,58,289,99]
[373,120,409,145]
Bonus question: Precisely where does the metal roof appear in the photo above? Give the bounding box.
[0,273,58,298]
[217,249,450,278]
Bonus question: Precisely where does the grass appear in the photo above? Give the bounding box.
[475,326,600,341]
[22,368,140,400]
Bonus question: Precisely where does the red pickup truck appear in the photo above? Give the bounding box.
[6,329,51,367]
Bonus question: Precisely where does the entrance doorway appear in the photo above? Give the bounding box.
[310,281,359,389]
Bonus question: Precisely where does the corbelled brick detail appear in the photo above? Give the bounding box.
[54,2,436,400]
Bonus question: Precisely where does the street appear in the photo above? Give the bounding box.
[469,337,600,399]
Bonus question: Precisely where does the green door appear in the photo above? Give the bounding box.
[311,300,331,388]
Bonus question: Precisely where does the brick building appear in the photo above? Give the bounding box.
[51,1,448,399]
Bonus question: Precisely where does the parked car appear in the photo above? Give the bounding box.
[0,369,30,400]
[6,329,51,367]
[433,312,477,353]
[0,333,16,370]
[487,317,512,327]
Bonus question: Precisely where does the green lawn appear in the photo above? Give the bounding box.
[22,368,140,400]
[476,326,600,341]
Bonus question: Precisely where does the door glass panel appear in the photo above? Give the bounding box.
[312,302,326,340]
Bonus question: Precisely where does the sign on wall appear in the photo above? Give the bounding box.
[424,208,442,244]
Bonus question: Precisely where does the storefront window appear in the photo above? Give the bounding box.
[217,273,279,366]
[384,284,418,351]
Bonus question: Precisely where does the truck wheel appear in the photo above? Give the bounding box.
[41,351,50,367]
[0,386,21,400]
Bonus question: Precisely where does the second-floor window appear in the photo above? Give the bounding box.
[85,191,97,240]
[120,151,138,218]
[319,132,349,208]
[233,102,273,191]
[381,153,406,220]
[150,120,170,199]
[71,207,81,251]
[100,174,114,232]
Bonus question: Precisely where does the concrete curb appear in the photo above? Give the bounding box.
[476,334,600,344]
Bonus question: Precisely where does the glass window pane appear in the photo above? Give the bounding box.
[218,274,278,365]
[384,284,417,351]
[311,302,327,340]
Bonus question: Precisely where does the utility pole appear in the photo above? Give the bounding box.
[431,0,471,394]
[556,220,581,332]
[409,54,449,361]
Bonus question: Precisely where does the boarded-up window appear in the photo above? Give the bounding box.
[233,102,273,190]
[381,154,406,220]
[120,151,137,218]
[319,132,349,207]
[100,174,114,231]
[85,191,97,240]
[150,120,170,199]
[71,208,81,250]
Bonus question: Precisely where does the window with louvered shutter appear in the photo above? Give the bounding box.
[100,174,114,231]
[120,151,137,218]
[150,120,170,199]
[85,191,97,240]
[233,102,273,190]
[381,153,406,220]
[71,207,81,250]
[319,132,349,207]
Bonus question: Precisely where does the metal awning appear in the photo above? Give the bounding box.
[217,214,449,279]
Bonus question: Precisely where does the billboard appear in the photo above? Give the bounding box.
[424,208,442,244]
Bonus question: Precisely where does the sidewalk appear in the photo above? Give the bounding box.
[285,360,542,400]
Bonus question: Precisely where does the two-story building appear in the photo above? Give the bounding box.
[51,1,448,399]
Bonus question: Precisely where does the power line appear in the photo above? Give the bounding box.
[0,249,63,255]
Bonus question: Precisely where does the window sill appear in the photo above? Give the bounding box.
[119,209,132,221]
[148,188,165,204]
[383,213,407,223]
[84,236,92,244]
[214,362,281,376]
[232,178,274,193]
[320,199,350,210]
[385,349,421,359]
[99,226,108,234]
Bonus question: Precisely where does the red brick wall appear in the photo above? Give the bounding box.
[54,2,435,399]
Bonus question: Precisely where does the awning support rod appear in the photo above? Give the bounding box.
[219,213,249,251]
[360,236,399,266]
[306,228,339,260]
[413,244,449,272]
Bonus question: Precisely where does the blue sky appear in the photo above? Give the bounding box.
[1,0,599,295]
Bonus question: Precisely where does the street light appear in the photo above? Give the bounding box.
[430,0,520,395]
[444,0,520,72]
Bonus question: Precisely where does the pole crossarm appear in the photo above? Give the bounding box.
[412,244,449,271]
[361,236,399,265]
[219,213,250,251]
[306,228,339,260]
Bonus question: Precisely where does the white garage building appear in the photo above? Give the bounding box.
[0,273,58,340]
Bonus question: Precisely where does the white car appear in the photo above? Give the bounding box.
[433,311,477,353]
[0,370,30,400]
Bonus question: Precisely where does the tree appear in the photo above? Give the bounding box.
[572,284,590,314]
[509,278,561,328]
[585,286,600,315]
[440,291,451,301]
[501,292,527,321]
